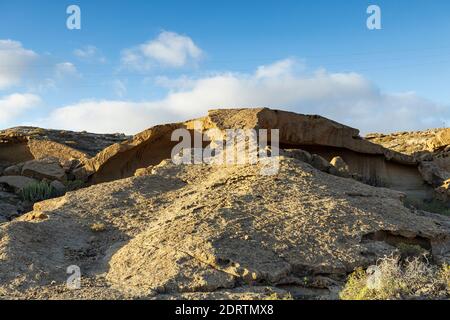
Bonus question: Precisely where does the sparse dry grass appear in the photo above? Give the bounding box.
[90,222,107,232]
[263,292,293,300]
[340,255,450,300]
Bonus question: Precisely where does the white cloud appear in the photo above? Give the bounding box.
[38,100,176,134]
[121,31,202,70]
[154,75,196,90]
[38,59,450,135]
[255,58,297,78]
[0,39,82,92]
[112,79,127,98]
[73,45,106,63]
[0,93,41,126]
[0,40,38,89]
[55,62,80,78]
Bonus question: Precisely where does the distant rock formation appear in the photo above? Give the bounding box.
[367,128,450,208]
[0,126,129,169]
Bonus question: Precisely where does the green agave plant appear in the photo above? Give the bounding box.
[20,181,60,203]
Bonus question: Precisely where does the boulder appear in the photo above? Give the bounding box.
[72,166,89,182]
[0,175,37,193]
[418,162,450,187]
[61,158,81,173]
[310,154,332,172]
[84,123,183,183]
[21,157,67,182]
[205,108,415,164]
[419,153,434,162]
[134,166,154,177]
[17,211,48,222]
[0,191,22,211]
[0,191,19,202]
[0,203,20,221]
[2,164,22,176]
[435,179,450,202]
[330,156,350,178]
[0,126,128,160]
[281,149,312,164]
[50,180,67,195]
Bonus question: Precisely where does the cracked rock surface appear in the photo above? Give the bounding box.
[1,156,450,299]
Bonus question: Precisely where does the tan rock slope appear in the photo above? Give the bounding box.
[1,157,449,299]
[1,108,450,300]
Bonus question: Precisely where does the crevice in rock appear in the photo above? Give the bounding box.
[362,230,432,250]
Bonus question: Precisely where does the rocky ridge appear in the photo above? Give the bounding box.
[0,108,450,299]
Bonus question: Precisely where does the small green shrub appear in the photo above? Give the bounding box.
[66,179,85,191]
[404,196,450,216]
[20,181,59,203]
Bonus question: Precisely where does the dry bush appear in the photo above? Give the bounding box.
[263,292,293,300]
[340,255,449,300]
[90,222,107,232]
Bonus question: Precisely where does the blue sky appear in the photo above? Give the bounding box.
[1,0,450,133]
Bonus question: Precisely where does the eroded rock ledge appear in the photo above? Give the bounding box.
[78,108,420,192]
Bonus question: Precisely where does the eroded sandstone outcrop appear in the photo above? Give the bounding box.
[0,127,129,223]
[79,123,184,183]
[366,128,450,172]
[81,108,424,197]
[0,127,129,157]
[1,108,450,300]
[366,128,450,208]
[0,127,129,172]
